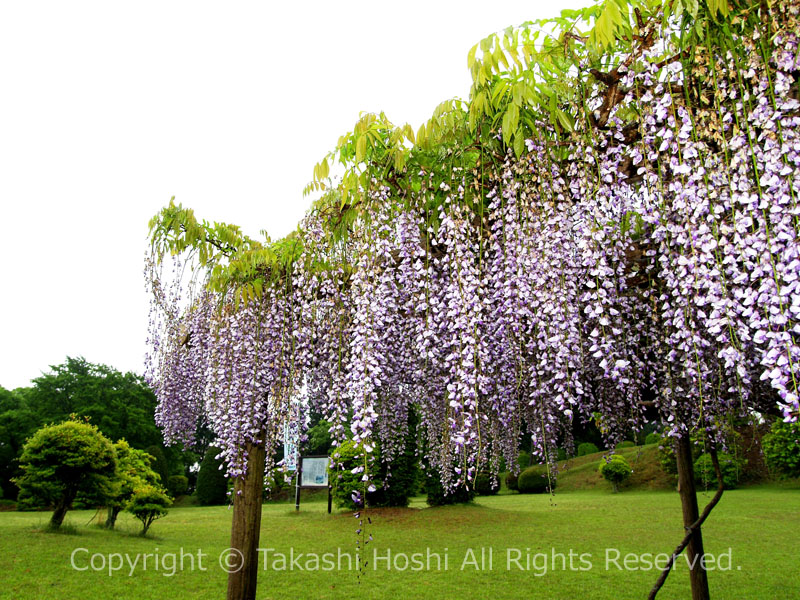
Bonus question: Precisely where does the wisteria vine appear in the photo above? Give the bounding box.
[145,1,800,498]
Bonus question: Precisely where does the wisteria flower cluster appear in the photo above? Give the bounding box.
[145,2,800,494]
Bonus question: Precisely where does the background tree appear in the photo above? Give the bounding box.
[195,447,229,506]
[14,417,117,529]
[26,357,162,449]
[0,387,37,499]
[104,440,162,529]
[144,444,171,489]
[0,357,189,500]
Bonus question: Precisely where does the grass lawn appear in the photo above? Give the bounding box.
[1,485,798,600]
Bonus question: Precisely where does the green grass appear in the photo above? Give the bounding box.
[1,487,798,599]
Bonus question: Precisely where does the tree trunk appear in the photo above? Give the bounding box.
[105,506,121,529]
[226,437,267,600]
[675,435,710,600]
[50,493,73,529]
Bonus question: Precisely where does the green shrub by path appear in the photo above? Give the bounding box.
[518,465,555,494]
[599,455,632,493]
[645,433,661,445]
[195,447,228,506]
[577,442,599,456]
[762,420,800,478]
[694,452,746,490]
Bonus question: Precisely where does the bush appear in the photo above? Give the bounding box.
[168,475,189,497]
[127,484,171,535]
[762,420,800,478]
[694,452,746,489]
[599,455,632,492]
[474,472,500,496]
[616,441,635,449]
[518,465,555,494]
[425,476,476,506]
[577,442,599,456]
[505,471,519,491]
[328,441,379,510]
[195,447,229,506]
[645,433,661,445]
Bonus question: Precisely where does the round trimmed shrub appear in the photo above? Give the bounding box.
[645,433,661,445]
[517,465,555,494]
[167,475,189,497]
[577,442,599,456]
[505,471,519,492]
[694,452,745,489]
[475,472,500,496]
[425,476,476,506]
[762,420,800,478]
[616,441,635,449]
[599,455,632,492]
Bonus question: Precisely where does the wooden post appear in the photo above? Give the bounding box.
[675,435,710,600]
[295,460,302,511]
[226,437,266,600]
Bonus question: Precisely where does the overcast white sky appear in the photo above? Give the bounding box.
[0,0,591,390]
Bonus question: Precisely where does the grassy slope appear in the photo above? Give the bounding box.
[554,443,674,492]
[1,485,798,600]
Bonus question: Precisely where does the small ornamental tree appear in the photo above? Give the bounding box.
[127,484,171,535]
[599,455,632,493]
[105,440,161,529]
[15,418,117,529]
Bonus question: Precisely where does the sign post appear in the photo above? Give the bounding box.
[294,455,331,513]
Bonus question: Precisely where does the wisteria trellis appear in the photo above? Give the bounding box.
[145,1,799,498]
